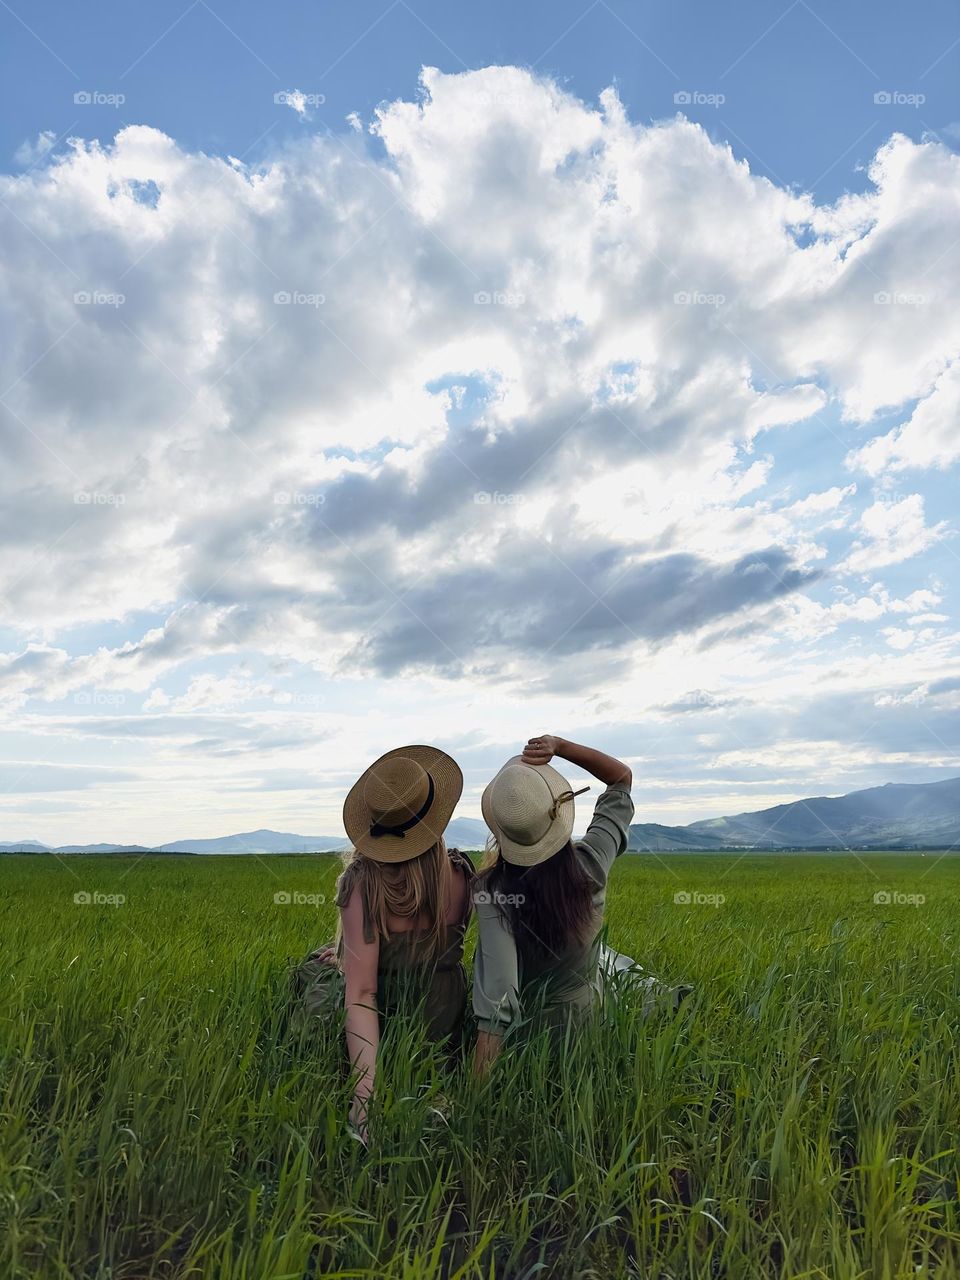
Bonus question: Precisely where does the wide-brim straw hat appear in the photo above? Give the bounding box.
[481,755,589,867]
[343,745,463,863]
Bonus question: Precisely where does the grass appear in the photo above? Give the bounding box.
[1,851,959,1278]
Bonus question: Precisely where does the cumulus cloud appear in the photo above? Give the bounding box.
[843,495,949,573]
[0,65,958,837]
[848,362,960,475]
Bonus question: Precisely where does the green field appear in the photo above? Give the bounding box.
[2,852,959,1279]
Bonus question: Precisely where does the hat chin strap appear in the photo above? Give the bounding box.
[369,773,436,839]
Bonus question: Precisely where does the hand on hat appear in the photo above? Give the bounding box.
[521,735,561,766]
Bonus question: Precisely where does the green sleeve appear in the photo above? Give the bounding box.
[576,783,635,885]
[472,893,521,1037]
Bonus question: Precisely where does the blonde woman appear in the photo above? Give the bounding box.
[472,734,636,1070]
[300,746,472,1139]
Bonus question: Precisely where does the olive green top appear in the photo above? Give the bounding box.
[291,847,473,1050]
[376,917,468,1046]
[472,783,635,1036]
[363,846,474,1047]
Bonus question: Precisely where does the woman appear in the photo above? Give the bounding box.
[472,733,636,1070]
[297,745,472,1138]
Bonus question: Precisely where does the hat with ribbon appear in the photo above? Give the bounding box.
[343,745,463,863]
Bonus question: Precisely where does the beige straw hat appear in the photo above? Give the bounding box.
[481,755,589,867]
[342,745,463,863]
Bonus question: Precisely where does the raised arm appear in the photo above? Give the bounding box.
[521,735,632,788]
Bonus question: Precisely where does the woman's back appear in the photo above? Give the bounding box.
[379,846,472,940]
[375,847,474,1045]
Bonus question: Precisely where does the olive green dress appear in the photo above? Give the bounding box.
[290,847,473,1051]
[376,916,469,1047]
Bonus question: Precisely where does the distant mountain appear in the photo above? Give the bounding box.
[444,817,489,849]
[160,829,349,854]
[54,843,155,854]
[627,823,730,852]
[0,818,492,856]
[0,840,182,854]
[161,818,491,854]
[629,777,960,850]
[7,778,960,855]
[0,831,345,855]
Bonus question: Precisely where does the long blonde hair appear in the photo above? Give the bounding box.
[334,839,452,962]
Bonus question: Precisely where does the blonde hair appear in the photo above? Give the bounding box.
[334,838,452,962]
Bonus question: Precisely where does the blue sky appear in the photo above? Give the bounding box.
[3,0,957,197]
[0,0,958,844]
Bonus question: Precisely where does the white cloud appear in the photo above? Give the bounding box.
[842,495,949,573]
[785,484,858,519]
[847,362,960,476]
[13,130,56,167]
[0,66,958,839]
[148,671,276,711]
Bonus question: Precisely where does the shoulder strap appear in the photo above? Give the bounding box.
[445,845,476,882]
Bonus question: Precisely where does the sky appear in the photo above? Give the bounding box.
[0,0,959,845]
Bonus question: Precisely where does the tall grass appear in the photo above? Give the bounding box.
[1,852,958,1278]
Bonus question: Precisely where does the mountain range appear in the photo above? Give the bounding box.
[0,817,491,855]
[3,779,959,854]
[627,777,960,850]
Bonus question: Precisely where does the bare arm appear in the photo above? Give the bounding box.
[339,890,380,1140]
[521,735,632,788]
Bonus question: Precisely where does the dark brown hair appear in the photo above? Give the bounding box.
[478,839,597,956]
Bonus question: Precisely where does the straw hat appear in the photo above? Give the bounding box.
[342,745,463,863]
[481,755,589,867]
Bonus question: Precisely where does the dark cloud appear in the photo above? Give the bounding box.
[338,543,819,681]
[929,676,960,695]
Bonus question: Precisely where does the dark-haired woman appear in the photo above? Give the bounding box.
[472,734,636,1071]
